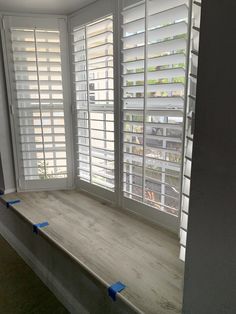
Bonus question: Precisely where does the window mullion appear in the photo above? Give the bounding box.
[142,0,148,202]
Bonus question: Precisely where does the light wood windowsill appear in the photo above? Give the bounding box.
[0,190,183,313]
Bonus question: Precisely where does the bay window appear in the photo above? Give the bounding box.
[1,0,199,235]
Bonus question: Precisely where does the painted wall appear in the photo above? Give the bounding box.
[183,1,236,313]
[0,33,15,193]
[69,0,114,30]
[0,0,96,15]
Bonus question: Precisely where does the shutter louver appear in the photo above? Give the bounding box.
[122,0,189,215]
[73,16,115,191]
[180,0,202,261]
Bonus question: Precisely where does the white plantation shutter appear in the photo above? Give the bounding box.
[0,6,198,242]
[180,0,202,261]
[3,16,72,190]
[122,0,189,217]
[72,16,115,194]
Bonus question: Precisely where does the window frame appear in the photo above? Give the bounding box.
[71,15,116,203]
[69,0,187,233]
[69,1,120,205]
[120,0,190,233]
[1,14,74,191]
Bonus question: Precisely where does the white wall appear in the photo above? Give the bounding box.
[0,33,16,193]
[69,0,114,30]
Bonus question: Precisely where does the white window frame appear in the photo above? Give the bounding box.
[120,0,190,234]
[1,14,74,191]
[69,0,189,234]
[69,1,120,204]
[72,15,116,203]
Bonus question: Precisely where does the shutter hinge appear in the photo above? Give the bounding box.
[191,111,195,135]
[1,17,5,30]
[71,104,75,114]
[10,104,14,115]
[17,177,21,189]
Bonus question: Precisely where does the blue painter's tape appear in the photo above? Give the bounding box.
[33,221,49,234]
[108,281,126,301]
[6,199,21,207]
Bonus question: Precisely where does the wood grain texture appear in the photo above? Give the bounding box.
[1,190,183,314]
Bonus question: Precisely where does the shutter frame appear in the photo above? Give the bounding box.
[121,0,189,219]
[180,0,202,261]
[73,15,116,198]
[1,15,73,191]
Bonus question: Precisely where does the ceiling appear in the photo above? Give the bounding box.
[0,0,96,15]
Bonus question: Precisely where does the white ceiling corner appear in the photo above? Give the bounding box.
[0,0,97,15]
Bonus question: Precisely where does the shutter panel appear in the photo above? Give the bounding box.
[2,16,71,190]
[180,0,202,261]
[122,0,189,216]
[72,16,115,192]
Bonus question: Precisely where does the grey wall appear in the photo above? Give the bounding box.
[0,33,15,193]
[183,1,236,313]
